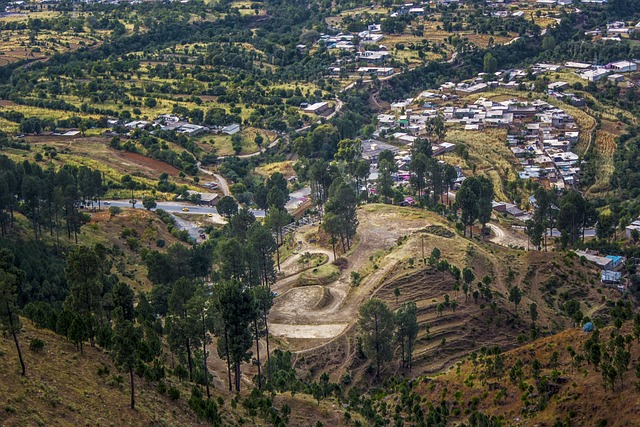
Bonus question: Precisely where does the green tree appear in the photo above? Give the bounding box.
[142,195,157,210]
[264,207,291,270]
[0,249,26,375]
[483,52,497,74]
[322,212,342,260]
[68,314,89,353]
[395,301,419,371]
[509,286,523,315]
[457,184,478,238]
[325,178,358,252]
[377,159,395,204]
[358,299,394,378]
[217,196,238,220]
[542,35,556,50]
[217,280,255,391]
[112,308,141,409]
[167,278,198,381]
[64,247,105,346]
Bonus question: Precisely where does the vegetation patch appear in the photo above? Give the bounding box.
[297,263,340,286]
[421,225,455,239]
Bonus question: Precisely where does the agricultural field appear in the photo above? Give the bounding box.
[446,128,518,203]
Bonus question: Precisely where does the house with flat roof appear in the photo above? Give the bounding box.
[579,68,610,82]
[574,250,624,270]
[361,139,399,164]
[304,102,330,115]
[606,60,637,73]
[221,123,241,135]
[601,270,621,284]
[625,218,640,238]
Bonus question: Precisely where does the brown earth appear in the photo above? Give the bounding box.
[118,151,181,177]
[267,204,608,386]
[411,322,640,427]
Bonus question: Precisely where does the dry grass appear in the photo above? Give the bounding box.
[196,127,270,156]
[254,160,297,179]
[411,321,640,426]
[0,323,205,427]
[446,128,517,202]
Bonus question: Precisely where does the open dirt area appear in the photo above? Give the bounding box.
[269,205,441,344]
[265,203,606,382]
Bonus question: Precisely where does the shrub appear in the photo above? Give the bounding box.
[97,365,110,377]
[126,237,140,251]
[168,387,181,400]
[29,338,45,352]
[109,206,122,217]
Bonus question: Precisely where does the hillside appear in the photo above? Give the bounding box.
[0,322,205,427]
[408,322,640,426]
[0,321,352,427]
[269,205,618,385]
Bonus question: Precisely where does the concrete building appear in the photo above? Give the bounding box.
[625,218,640,238]
[579,68,610,82]
[221,123,241,135]
[357,67,394,76]
[304,102,330,115]
[575,250,614,269]
[606,60,637,73]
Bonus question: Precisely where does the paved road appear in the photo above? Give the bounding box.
[212,173,230,196]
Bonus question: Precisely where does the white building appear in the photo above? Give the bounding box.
[579,68,610,82]
[607,60,637,73]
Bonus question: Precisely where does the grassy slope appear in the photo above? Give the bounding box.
[0,322,206,427]
[412,322,640,426]
[297,205,616,387]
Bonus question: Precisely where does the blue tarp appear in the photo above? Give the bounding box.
[583,322,594,332]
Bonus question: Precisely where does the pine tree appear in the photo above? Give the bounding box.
[0,248,26,375]
[112,307,141,409]
[359,299,394,378]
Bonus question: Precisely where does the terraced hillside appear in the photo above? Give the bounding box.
[270,205,618,385]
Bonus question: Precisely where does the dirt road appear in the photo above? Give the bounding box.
[487,223,529,249]
[269,206,429,342]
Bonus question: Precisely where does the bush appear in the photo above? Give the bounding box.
[29,338,45,352]
[126,237,140,251]
[333,257,348,270]
[168,386,181,400]
[109,206,122,217]
[158,380,167,394]
[350,271,362,287]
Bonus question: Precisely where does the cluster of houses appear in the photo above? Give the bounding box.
[584,20,640,40]
[505,99,581,189]
[120,115,241,136]
[359,139,464,193]
[575,250,627,291]
[571,60,638,82]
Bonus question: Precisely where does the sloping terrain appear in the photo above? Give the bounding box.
[268,204,612,386]
[409,322,640,426]
[0,322,352,427]
[0,322,205,427]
